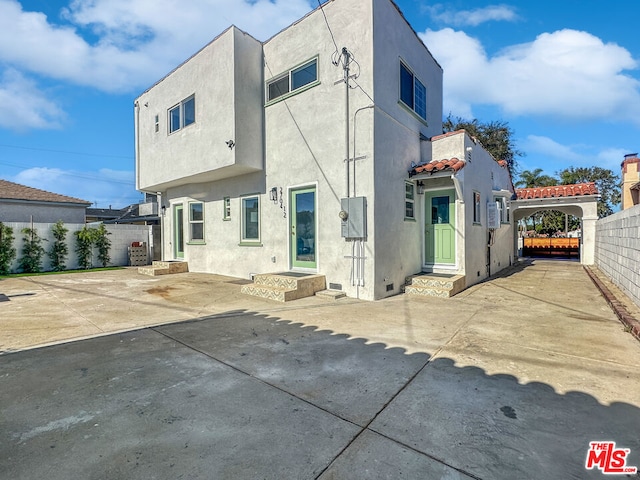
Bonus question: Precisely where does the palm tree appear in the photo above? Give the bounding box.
[516,169,558,232]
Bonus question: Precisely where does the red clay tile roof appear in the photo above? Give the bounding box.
[0,179,90,205]
[515,182,598,200]
[409,158,465,177]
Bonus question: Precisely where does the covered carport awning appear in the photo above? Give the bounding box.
[511,182,600,265]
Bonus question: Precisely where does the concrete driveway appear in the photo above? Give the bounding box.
[1,260,639,479]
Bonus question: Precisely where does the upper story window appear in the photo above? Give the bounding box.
[399,61,426,120]
[266,58,318,103]
[169,95,195,134]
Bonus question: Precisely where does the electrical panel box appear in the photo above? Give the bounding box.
[487,201,500,229]
[341,196,367,239]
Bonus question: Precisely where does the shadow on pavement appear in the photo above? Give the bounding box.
[1,310,639,480]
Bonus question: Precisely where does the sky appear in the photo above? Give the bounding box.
[1,0,639,208]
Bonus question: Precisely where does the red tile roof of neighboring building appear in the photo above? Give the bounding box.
[0,179,90,205]
[409,157,465,177]
[515,182,598,200]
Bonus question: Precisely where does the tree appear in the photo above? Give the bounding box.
[94,224,112,268]
[48,220,69,271]
[557,166,621,217]
[443,114,523,176]
[515,169,558,232]
[19,227,47,273]
[515,168,558,188]
[0,222,16,275]
[75,226,95,269]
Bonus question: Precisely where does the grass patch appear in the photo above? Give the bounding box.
[0,266,125,279]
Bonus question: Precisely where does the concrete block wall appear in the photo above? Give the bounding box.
[2,223,150,273]
[594,205,640,308]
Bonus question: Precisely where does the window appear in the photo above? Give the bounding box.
[405,182,415,219]
[494,197,509,223]
[223,197,231,220]
[266,58,318,103]
[168,95,195,133]
[399,62,427,120]
[154,115,159,133]
[189,202,204,242]
[241,195,260,243]
[473,191,481,224]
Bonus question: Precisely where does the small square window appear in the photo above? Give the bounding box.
[168,95,196,134]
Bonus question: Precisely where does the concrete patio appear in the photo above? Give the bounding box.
[1,259,639,479]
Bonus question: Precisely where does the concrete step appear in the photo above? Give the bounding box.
[241,273,326,302]
[315,289,347,300]
[138,261,189,277]
[404,274,465,298]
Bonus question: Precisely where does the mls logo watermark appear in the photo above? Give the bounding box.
[585,442,638,475]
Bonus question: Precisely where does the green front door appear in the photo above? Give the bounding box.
[174,204,184,259]
[425,189,455,264]
[291,188,316,269]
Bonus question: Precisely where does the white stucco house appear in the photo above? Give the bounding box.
[134,0,515,301]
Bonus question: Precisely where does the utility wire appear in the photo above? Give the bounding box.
[317,0,341,65]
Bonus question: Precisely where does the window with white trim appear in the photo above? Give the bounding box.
[241,195,260,243]
[494,196,509,224]
[405,182,415,219]
[400,61,426,120]
[223,197,231,220]
[168,95,195,134]
[473,191,481,224]
[189,202,204,242]
[266,58,318,103]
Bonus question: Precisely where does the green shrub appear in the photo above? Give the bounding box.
[75,226,95,269]
[94,224,112,268]
[0,222,17,275]
[19,227,47,273]
[48,220,69,271]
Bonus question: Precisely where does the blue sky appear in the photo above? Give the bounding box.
[1,0,639,208]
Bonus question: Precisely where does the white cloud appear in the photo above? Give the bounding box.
[0,69,65,130]
[11,167,140,208]
[523,135,584,163]
[522,135,628,173]
[421,28,640,126]
[425,4,519,27]
[0,0,313,92]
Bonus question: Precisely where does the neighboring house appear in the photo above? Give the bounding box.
[134,0,514,300]
[0,179,90,223]
[86,206,129,223]
[622,153,640,210]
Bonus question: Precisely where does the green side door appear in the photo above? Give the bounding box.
[174,204,184,259]
[425,189,455,264]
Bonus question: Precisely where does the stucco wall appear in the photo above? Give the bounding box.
[595,205,640,308]
[0,202,86,223]
[136,27,264,192]
[371,0,444,298]
[3,223,150,272]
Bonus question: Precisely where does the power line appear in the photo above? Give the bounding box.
[0,143,132,159]
[317,0,341,65]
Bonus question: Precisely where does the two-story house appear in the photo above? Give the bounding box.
[135,0,514,300]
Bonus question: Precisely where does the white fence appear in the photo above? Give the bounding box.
[595,205,640,308]
[1,222,151,273]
